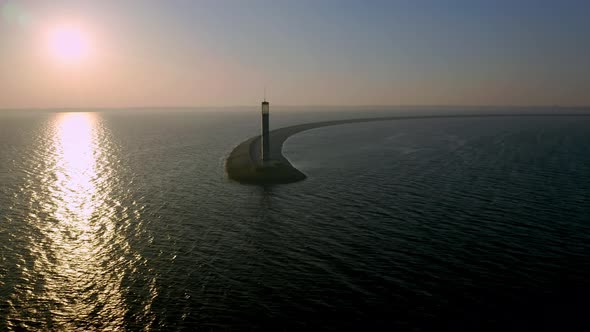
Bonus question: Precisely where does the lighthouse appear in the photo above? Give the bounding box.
[261,99,270,162]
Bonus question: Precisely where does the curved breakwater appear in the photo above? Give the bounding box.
[225,112,590,184]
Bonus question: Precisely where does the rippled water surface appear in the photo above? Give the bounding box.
[1,109,589,330]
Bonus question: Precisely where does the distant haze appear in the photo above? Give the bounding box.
[1,0,589,108]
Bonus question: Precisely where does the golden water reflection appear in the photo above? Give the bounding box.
[38,113,139,330]
[4,112,156,330]
[52,112,98,228]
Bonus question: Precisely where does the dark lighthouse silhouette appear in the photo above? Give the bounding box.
[261,98,270,162]
[225,96,306,184]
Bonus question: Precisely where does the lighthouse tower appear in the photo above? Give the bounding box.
[261,98,270,162]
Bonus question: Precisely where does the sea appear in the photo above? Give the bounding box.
[1,107,589,331]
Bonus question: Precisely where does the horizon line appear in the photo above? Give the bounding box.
[1,104,590,111]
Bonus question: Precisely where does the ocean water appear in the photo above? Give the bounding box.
[0,108,589,331]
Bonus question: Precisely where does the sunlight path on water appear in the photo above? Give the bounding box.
[5,113,157,331]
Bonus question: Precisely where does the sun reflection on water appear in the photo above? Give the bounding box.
[52,112,98,228]
[33,113,128,330]
[42,113,126,329]
[5,113,156,330]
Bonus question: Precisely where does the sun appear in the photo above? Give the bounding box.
[47,26,92,64]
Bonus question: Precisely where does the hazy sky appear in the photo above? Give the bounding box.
[1,0,589,108]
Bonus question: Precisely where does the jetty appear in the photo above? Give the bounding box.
[225,112,590,185]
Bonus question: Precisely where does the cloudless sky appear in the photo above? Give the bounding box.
[1,0,589,108]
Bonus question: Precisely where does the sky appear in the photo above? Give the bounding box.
[0,0,589,108]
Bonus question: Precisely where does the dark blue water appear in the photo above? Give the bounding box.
[1,108,589,330]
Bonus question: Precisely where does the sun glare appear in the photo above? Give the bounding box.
[47,26,91,64]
